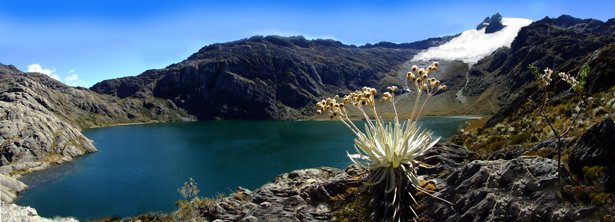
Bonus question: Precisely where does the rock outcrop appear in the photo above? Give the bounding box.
[0,202,77,222]
[417,143,585,221]
[424,156,584,221]
[192,166,362,221]
[476,13,505,33]
[0,174,26,203]
[416,143,475,175]
[568,117,615,192]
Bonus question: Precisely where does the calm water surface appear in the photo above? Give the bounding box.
[16,117,473,220]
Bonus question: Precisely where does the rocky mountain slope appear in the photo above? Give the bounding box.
[464,15,615,116]
[90,35,467,120]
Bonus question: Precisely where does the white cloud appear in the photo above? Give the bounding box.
[64,70,88,87]
[412,18,533,65]
[27,63,60,80]
[26,65,88,87]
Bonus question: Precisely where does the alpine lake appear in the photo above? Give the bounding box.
[16,117,476,220]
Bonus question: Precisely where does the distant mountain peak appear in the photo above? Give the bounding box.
[476,13,505,34]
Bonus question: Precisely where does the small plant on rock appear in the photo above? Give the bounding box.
[176,178,204,221]
[179,178,201,200]
[529,64,586,183]
[316,62,449,221]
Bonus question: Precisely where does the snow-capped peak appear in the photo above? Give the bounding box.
[412,18,533,65]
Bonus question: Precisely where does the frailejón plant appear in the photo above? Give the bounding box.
[316,62,449,221]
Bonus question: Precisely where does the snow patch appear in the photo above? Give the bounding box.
[412,18,533,65]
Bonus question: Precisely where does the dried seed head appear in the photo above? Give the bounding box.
[544,68,553,76]
[382,92,392,101]
[370,88,377,96]
[411,65,419,72]
[418,68,425,75]
[406,72,416,80]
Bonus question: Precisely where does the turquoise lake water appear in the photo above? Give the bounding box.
[16,117,473,220]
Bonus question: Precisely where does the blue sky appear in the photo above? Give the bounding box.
[1,0,614,87]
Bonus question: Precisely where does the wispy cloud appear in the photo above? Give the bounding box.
[26,64,88,87]
[27,63,60,80]
[64,70,88,87]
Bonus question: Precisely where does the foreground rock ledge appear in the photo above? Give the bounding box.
[425,157,576,221]
[194,166,363,222]
[185,144,589,222]
[0,202,77,222]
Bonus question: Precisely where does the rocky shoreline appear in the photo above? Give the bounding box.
[1,202,77,222]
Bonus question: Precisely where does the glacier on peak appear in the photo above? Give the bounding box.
[412,18,533,65]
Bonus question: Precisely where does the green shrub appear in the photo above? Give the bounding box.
[176,178,204,221]
[510,132,534,144]
[590,192,613,206]
[331,186,368,221]
[473,135,507,156]
[578,64,590,90]
[583,166,605,184]
[525,148,555,158]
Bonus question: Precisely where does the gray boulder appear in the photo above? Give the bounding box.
[425,156,583,221]
[0,202,78,222]
[200,166,362,221]
[0,174,26,203]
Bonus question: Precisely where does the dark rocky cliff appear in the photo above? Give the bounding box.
[91,36,463,120]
